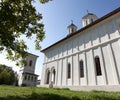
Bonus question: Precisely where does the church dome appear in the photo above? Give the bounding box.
[67,23,77,28]
[82,13,98,27]
[67,22,77,35]
[82,13,97,19]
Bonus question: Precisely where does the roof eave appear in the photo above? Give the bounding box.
[41,7,120,53]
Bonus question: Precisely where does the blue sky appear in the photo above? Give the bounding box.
[0,0,120,79]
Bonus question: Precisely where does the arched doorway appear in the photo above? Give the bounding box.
[46,70,50,84]
[51,68,56,84]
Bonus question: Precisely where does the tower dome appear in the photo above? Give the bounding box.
[67,21,77,35]
[82,13,98,27]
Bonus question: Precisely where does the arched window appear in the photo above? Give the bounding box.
[67,63,71,79]
[52,69,56,83]
[95,56,102,76]
[31,76,33,81]
[46,70,50,84]
[79,60,84,77]
[29,60,32,66]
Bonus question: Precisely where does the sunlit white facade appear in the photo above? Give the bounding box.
[41,8,120,90]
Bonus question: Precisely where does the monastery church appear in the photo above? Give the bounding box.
[41,8,120,88]
[18,8,120,90]
[40,8,120,90]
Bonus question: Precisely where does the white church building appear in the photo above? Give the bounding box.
[41,8,120,91]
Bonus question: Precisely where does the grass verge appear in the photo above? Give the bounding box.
[0,85,120,100]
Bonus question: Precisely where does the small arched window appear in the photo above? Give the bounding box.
[79,60,84,77]
[95,56,102,76]
[67,63,71,79]
[29,60,32,66]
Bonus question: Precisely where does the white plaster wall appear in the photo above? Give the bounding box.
[73,54,79,86]
[73,38,79,53]
[24,55,37,73]
[86,50,96,86]
[116,15,120,33]
[63,44,67,57]
[91,28,100,45]
[67,56,72,86]
[68,40,73,55]
[111,40,120,84]
[107,43,119,85]
[78,34,85,51]
[57,59,62,86]
[98,24,109,43]
[62,58,67,86]
[40,64,46,85]
[84,31,92,48]
[59,45,63,58]
[102,44,116,85]
[18,54,38,86]
[93,47,104,85]
[41,12,120,87]
[79,52,88,86]
[107,19,119,39]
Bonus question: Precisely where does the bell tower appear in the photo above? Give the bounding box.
[18,53,38,86]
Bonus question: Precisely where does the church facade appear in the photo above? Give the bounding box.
[41,8,120,90]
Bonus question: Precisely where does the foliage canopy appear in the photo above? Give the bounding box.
[0,64,17,85]
[0,0,51,66]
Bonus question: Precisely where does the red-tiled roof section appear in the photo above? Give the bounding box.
[41,7,120,52]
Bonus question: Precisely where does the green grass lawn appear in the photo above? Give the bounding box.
[0,85,120,100]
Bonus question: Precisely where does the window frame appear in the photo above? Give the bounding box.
[29,60,32,67]
[67,63,71,79]
[94,56,102,76]
[79,60,84,78]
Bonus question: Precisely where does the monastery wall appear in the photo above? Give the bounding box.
[41,12,120,87]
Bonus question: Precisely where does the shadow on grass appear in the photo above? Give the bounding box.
[0,93,80,100]
[0,92,119,100]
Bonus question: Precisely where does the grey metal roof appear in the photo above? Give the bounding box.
[82,13,96,19]
[67,23,77,28]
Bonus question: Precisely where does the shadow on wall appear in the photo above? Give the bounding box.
[0,93,80,100]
